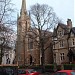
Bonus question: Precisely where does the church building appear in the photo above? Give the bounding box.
[15,0,53,66]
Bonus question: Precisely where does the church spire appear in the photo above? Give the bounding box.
[21,0,27,14]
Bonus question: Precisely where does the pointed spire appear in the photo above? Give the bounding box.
[21,0,26,14]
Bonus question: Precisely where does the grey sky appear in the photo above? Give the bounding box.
[12,0,74,27]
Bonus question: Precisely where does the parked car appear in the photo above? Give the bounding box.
[52,70,75,75]
[18,69,40,75]
[0,65,18,75]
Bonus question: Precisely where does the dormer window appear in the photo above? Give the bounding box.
[59,31,62,36]
[58,30,64,37]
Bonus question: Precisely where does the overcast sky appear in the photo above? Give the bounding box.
[12,0,74,27]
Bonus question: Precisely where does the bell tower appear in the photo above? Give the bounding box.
[16,0,30,66]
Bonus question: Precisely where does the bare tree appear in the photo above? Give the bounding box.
[0,0,15,23]
[26,3,59,70]
[0,0,16,64]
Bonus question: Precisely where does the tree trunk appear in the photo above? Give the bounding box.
[41,49,44,66]
[41,39,45,72]
[0,46,3,64]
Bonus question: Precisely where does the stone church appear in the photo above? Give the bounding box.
[15,0,53,66]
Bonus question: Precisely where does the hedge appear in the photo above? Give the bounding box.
[64,64,75,70]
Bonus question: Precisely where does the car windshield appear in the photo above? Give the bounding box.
[27,69,37,73]
[18,70,26,74]
[54,72,67,75]
[71,72,75,75]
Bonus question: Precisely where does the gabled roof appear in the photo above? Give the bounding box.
[52,28,57,37]
[70,27,75,35]
[57,23,67,29]
[52,23,69,37]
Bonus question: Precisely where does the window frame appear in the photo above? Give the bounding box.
[58,30,64,37]
[60,53,65,61]
[72,38,75,46]
[59,40,64,48]
[28,38,33,50]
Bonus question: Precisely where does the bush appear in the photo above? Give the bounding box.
[57,65,61,71]
[19,64,55,72]
[64,64,75,70]
[44,64,54,72]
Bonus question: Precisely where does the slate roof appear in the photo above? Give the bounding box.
[71,27,75,34]
[57,23,67,29]
[52,28,57,37]
[52,23,69,37]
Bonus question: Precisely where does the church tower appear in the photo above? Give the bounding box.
[16,0,30,66]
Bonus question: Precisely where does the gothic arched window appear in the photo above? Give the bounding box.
[28,38,33,49]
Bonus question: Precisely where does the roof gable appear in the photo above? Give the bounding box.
[70,27,75,35]
[57,23,67,29]
[52,23,69,37]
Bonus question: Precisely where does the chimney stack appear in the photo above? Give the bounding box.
[67,19,72,29]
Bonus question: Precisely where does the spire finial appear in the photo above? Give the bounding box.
[21,0,26,14]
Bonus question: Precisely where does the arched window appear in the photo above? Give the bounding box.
[28,38,33,49]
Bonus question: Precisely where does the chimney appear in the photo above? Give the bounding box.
[67,19,72,32]
[67,19,72,29]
